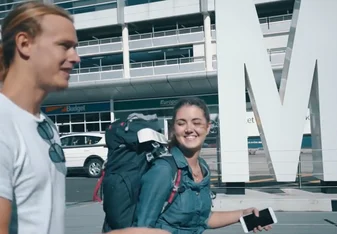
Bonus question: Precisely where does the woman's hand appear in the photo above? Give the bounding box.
[242,207,273,233]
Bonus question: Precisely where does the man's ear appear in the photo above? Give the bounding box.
[15,32,33,59]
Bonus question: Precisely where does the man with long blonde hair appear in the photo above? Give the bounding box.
[0,2,167,234]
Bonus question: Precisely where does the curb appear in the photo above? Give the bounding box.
[211,189,337,212]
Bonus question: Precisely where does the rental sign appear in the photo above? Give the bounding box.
[215,0,337,182]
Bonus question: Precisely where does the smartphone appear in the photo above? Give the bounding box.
[239,207,277,233]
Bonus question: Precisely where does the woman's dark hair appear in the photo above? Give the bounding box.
[0,1,73,81]
[169,97,210,147]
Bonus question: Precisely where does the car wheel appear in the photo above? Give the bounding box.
[86,158,103,178]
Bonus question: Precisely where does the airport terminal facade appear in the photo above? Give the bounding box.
[1,0,296,141]
[5,0,334,192]
[3,0,314,153]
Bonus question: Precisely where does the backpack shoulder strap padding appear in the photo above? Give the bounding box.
[159,156,183,213]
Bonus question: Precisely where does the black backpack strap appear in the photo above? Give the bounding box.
[159,156,183,213]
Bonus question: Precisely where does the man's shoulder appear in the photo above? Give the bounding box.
[0,93,15,120]
[0,109,16,134]
[0,95,23,147]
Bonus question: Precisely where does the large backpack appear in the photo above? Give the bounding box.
[101,113,182,232]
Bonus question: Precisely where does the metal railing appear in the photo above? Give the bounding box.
[0,0,116,23]
[78,25,206,47]
[130,25,205,40]
[77,14,291,48]
[0,0,293,26]
[76,13,290,47]
[125,0,165,7]
[71,64,123,74]
[71,56,204,74]
[259,13,293,24]
[55,0,117,15]
[72,47,287,74]
[204,147,337,192]
[0,0,25,22]
[259,13,293,30]
[78,37,122,47]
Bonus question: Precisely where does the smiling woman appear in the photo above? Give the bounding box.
[169,98,211,154]
[134,97,273,233]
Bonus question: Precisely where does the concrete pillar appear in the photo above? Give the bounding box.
[122,24,130,78]
[110,99,115,121]
[203,13,213,71]
[117,0,125,24]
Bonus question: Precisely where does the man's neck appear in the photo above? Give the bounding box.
[1,68,46,117]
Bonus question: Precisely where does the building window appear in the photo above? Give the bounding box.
[100,122,111,132]
[57,115,70,124]
[71,114,85,123]
[59,124,70,134]
[86,123,100,132]
[51,111,111,134]
[49,115,56,123]
[86,113,100,122]
[72,124,85,133]
[100,112,111,121]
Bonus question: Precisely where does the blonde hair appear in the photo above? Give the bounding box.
[0,1,73,81]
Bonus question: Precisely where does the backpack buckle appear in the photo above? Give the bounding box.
[151,142,160,148]
[172,184,180,192]
[146,152,155,162]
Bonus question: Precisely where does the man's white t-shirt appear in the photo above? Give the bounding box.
[0,93,67,234]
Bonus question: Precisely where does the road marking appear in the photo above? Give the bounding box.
[66,177,97,180]
[66,202,98,209]
[210,174,320,184]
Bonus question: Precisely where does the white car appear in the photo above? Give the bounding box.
[60,132,108,178]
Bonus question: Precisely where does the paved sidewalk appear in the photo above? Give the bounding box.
[65,202,337,234]
[212,189,337,212]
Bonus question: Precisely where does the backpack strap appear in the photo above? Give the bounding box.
[160,156,183,213]
[167,168,182,204]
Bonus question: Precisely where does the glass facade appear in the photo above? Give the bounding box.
[54,0,165,15]
[54,0,117,15]
[41,102,111,135]
[75,46,194,70]
[42,94,313,149]
[0,0,166,22]
[48,112,111,135]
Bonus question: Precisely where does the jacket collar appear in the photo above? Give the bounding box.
[170,147,189,169]
[170,147,211,187]
[170,146,208,169]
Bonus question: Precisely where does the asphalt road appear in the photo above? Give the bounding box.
[66,177,98,203]
[65,177,336,233]
[66,202,337,234]
[66,151,317,204]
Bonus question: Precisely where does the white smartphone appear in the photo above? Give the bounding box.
[239,207,277,233]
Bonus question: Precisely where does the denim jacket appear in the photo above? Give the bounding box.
[135,147,213,234]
